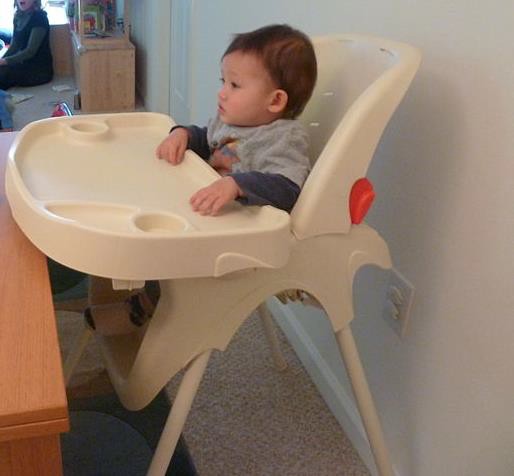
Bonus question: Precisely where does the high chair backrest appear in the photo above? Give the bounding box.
[292,34,421,239]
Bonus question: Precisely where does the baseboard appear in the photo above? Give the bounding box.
[267,298,394,476]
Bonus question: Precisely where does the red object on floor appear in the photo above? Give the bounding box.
[349,177,375,224]
[51,102,73,117]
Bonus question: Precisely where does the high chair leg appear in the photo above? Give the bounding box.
[336,326,393,476]
[63,321,94,385]
[257,303,288,371]
[146,350,212,476]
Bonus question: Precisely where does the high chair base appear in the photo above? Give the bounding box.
[337,327,393,476]
[62,318,394,476]
[63,223,394,476]
[257,303,289,371]
[147,350,212,476]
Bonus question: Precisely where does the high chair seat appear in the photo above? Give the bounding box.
[5,34,421,476]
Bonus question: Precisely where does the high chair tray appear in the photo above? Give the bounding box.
[5,113,291,280]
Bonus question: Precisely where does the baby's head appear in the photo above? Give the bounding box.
[217,24,317,127]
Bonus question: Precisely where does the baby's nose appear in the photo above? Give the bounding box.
[218,85,228,100]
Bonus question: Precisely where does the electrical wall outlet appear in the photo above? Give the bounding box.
[382,268,415,338]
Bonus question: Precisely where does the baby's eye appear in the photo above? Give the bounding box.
[230,82,239,89]
[219,77,225,84]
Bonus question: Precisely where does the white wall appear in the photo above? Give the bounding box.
[0,4,13,31]
[129,1,171,113]
[148,1,514,475]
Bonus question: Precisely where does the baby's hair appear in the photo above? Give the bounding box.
[223,24,317,119]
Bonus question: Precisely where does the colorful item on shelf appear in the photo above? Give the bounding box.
[79,0,116,34]
[83,5,103,33]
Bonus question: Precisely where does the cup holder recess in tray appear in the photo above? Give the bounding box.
[132,212,191,234]
[65,121,110,141]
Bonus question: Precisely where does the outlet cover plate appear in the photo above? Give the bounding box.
[382,268,415,338]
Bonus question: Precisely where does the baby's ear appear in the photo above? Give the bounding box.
[268,89,288,114]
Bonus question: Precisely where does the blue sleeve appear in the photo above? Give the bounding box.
[229,171,300,213]
[186,125,211,159]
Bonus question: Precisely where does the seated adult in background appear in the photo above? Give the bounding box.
[0,0,53,90]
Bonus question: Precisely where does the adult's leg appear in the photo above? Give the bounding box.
[17,65,53,87]
[0,66,16,90]
[0,63,53,90]
[0,90,13,130]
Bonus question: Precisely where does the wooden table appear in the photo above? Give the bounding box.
[0,133,69,475]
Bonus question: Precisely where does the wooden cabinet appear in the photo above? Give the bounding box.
[70,0,135,112]
[47,4,74,76]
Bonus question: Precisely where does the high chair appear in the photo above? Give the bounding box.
[5,34,420,476]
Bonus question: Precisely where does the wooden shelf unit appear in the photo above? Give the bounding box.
[71,0,135,112]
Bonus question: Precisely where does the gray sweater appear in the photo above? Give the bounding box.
[207,115,311,188]
[184,116,311,212]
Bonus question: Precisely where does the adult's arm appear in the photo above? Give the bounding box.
[3,27,46,65]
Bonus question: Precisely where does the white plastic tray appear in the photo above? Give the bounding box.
[5,113,291,280]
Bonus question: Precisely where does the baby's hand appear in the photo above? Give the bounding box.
[155,127,189,165]
[209,148,240,176]
[190,177,242,216]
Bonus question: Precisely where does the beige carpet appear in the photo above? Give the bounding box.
[8,74,144,131]
[8,75,78,130]
[58,309,370,476]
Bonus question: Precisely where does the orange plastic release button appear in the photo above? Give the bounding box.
[350,178,375,224]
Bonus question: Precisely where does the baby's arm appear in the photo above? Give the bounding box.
[231,172,301,212]
[156,125,302,214]
[220,121,308,213]
[155,127,189,165]
[190,176,243,216]
[156,125,211,164]
[190,172,300,216]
